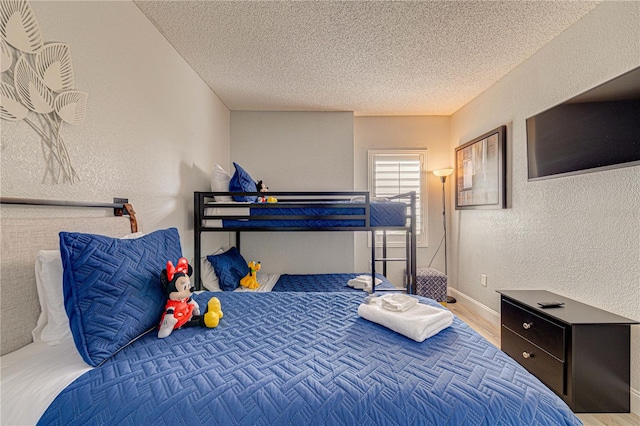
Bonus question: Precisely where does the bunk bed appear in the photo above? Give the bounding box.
[193,190,417,293]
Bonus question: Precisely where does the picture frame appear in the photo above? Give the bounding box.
[455,125,506,210]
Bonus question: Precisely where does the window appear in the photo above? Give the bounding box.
[368,150,428,247]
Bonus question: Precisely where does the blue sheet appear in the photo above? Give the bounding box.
[272,273,397,292]
[38,292,581,425]
[222,200,407,228]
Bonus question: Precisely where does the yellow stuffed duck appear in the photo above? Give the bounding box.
[240,261,261,290]
[158,258,224,338]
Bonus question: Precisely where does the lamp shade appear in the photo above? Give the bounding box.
[433,168,454,177]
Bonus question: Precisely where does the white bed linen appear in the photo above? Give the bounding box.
[203,203,250,228]
[1,340,92,425]
[233,272,280,292]
[1,273,274,425]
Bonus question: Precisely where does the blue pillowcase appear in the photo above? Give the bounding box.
[59,228,183,366]
[229,162,258,202]
[206,247,249,291]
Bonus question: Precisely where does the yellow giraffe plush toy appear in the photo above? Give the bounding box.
[240,261,261,290]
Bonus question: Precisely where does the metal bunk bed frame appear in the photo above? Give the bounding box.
[193,191,417,293]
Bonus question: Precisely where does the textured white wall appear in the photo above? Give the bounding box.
[450,1,640,399]
[0,1,231,260]
[353,116,451,285]
[229,111,355,274]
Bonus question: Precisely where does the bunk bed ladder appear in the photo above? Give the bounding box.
[371,191,417,294]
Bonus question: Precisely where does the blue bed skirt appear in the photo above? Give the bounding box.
[38,292,581,425]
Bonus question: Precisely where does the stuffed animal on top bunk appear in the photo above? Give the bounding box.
[256,180,268,203]
[158,257,224,338]
[240,261,261,290]
[256,180,277,203]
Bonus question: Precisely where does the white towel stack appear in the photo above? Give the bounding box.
[347,274,382,292]
[358,294,453,342]
[379,294,419,312]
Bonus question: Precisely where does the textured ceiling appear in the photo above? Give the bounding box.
[135,1,600,116]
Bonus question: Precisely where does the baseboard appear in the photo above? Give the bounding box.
[447,288,640,417]
[631,386,640,417]
[447,287,500,329]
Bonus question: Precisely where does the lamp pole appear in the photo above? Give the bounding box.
[439,175,448,276]
[433,168,455,303]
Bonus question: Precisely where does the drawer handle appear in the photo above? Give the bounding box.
[522,351,533,359]
[522,322,532,330]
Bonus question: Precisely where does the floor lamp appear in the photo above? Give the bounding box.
[433,168,456,304]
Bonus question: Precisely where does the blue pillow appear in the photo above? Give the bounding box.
[229,162,257,202]
[206,247,249,291]
[60,228,182,366]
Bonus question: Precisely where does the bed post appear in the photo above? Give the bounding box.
[370,230,376,294]
[410,191,417,294]
[405,231,411,292]
[382,230,387,277]
[194,192,202,290]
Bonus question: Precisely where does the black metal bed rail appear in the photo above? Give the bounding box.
[197,191,371,205]
[202,215,367,221]
[200,191,369,201]
[197,190,371,230]
[219,203,368,208]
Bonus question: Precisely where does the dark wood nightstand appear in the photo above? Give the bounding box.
[497,290,638,413]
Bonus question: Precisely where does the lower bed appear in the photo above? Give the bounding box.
[241,272,397,292]
[36,292,580,425]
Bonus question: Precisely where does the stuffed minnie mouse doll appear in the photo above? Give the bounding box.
[158,257,223,338]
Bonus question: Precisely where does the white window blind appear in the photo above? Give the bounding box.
[368,150,427,247]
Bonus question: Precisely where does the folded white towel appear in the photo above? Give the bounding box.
[347,275,383,291]
[358,298,453,342]
[379,294,419,312]
[350,196,389,203]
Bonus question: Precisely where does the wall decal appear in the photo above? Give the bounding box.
[0,0,87,184]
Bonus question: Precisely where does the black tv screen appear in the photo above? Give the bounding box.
[526,66,640,180]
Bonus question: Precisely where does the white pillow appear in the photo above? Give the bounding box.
[33,250,69,344]
[32,232,145,345]
[201,248,224,291]
[210,163,233,202]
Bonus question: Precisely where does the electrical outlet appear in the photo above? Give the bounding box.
[481,274,487,287]
[368,260,372,272]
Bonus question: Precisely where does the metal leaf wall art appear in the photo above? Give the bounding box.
[0,0,43,53]
[54,90,87,125]
[0,81,28,120]
[36,43,74,92]
[1,38,12,72]
[0,0,87,184]
[14,55,54,113]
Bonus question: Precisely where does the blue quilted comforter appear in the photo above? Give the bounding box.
[38,293,581,425]
[273,273,396,292]
[222,200,407,228]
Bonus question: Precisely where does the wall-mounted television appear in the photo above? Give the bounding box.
[526,66,640,180]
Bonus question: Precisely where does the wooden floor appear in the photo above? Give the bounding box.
[448,302,640,426]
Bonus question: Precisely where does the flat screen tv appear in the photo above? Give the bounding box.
[526,66,640,180]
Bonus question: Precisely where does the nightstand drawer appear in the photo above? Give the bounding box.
[501,299,565,360]
[501,327,565,396]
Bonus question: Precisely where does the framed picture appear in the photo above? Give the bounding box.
[455,125,506,210]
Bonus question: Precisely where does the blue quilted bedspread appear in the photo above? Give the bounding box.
[222,200,407,228]
[38,293,581,426]
[273,273,396,292]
